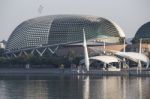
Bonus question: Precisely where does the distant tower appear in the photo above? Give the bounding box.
[38,5,44,14]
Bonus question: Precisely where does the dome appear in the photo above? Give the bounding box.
[6,15,125,53]
[132,22,150,43]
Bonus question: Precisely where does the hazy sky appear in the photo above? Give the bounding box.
[0,0,150,41]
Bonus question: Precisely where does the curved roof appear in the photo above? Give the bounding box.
[115,52,149,68]
[132,22,150,43]
[80,55,120,64]
[6,15,125,53]
[90,55,120,63]
[108,19,125,38]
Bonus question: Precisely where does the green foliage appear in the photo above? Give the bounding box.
[0,57,8,65]
[0,52,82,68]
[67,49,77,63]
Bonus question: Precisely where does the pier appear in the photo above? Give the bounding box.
[0,68,150,76]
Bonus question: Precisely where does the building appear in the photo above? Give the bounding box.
[132,22,150,43]
[129,22,150,57]
[5,15,125,57]
[0,40,6,49]
[0,43,4,49]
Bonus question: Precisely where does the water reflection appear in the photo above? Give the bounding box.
[83,76,90,99]
[138,78,142,99]
[0,74,150,99]
[122,77,126,99]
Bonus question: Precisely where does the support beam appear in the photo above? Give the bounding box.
[48,47,54,54]
[41,48,47,56]
[23,51,28,56]
[19,51,23,56]
[13,53,17,57]
[36,49,42,56]
[35,48,47,56]
[31,49,35,55]
[53,46,59,53]
[48,46,59,54]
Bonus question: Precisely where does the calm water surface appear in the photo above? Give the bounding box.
[0,75,150,99]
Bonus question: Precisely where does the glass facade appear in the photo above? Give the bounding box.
[132,22,150,43]
[6,15,125,53]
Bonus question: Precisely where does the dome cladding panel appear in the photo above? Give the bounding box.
[6,15,124,52]
[132,22,150,43]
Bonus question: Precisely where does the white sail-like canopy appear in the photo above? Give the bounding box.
[115,52,149,68]
[90,56,120,64]
[80,55,120,64]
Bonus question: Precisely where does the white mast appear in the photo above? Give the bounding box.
[139,38,142,53]
[123,38,127,68]
[123,38,126,53]
[103,39,106,54]
[83,28,90,71]
[138,38,142,72]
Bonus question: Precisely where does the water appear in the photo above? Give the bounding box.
[0,75,150,99]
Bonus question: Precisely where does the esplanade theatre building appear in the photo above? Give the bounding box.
[5,15,125,57]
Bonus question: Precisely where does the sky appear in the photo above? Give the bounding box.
[0,0,150,41]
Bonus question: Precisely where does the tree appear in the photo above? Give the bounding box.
[67,49,76,64]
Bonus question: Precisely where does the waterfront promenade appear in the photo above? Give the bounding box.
[0,68,150,76]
